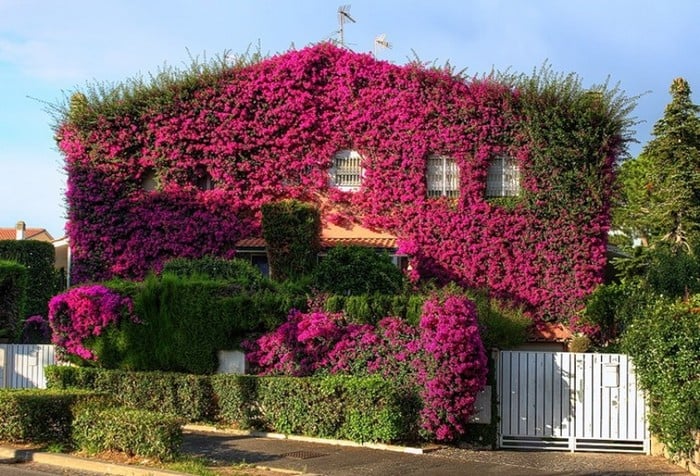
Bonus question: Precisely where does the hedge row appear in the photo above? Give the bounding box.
[0,240,57,317]
[91,274,307,374]
[46,366,419,444]
[0,389,103,443]
[0,260,27,340]
[73,405,182,460]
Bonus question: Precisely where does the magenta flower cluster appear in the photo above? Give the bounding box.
[48,285,135,360]
[245,294,488,441]
[59,42,615,319]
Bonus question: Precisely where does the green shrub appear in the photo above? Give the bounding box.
[162,256,269,292]
[0,260,27,340]
[322,293,426,325]
[313,246,405,295]
[210,374,260,429]
[73,406,182,460]
[464,289,529,349]
[45,366,215,422]
[213,374,420,443]
[0,240,56,317]
[0,389,103,443]
[262,200,321,281]
[622,297,700,456]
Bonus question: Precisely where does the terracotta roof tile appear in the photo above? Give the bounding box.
[528,322,573,343]
[0,228,52,241]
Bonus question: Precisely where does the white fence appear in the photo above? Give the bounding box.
[498,351,648,453]
[0,344,58,389]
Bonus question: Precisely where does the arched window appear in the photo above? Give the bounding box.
[426,154,459,198]
[330,149,363,191]
[486,155,520,197]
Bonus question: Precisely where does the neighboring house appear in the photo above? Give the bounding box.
[0,221,54,242]
[1,221,70,287]
[57,42,627,320]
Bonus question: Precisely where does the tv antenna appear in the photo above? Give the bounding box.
[337,5,356,48]
[373,33,392,57]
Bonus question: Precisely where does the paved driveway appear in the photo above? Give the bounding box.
[183,431,688,475]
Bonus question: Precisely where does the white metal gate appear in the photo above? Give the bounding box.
[0,344,58,389]
[498,351,648,453]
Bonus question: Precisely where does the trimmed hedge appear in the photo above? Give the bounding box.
[0,389,103,443]
[73,406,182,460]
[46,366,214,422]
[212,374,420,443]
[48,366,420,444]
[0,260,27,340]
[0,240,56,317]
[94,274,304,373]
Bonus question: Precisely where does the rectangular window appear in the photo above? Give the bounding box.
[426,155,459,198]
[330,149,363,191]
[486,155,520,197]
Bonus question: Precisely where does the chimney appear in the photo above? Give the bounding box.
[15,221,25,240]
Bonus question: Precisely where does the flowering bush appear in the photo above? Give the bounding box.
[416,295,488,441]
[19,315,52,344]
[245,293,488,442]
[48,285,135,361]
[58,42,631,320]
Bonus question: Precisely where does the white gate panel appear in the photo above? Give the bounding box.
[0,344,57,389]
[498,351,648,453]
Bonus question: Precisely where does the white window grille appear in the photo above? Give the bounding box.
[486,155,520,197]
[330,149,363,191]
[426,155,460,198]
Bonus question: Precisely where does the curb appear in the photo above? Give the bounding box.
[183,424,442,455]
[0,447,183,476]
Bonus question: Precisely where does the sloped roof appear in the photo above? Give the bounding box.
[528,322,573,343]
[237,221,398,250]
[0,228,54,242]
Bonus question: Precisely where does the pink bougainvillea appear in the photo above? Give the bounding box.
[48,285,135,361]
[244,293,488,442]
[58,42,620,319]
[416,295,488,441]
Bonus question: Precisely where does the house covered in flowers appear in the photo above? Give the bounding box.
[57,42,632,320]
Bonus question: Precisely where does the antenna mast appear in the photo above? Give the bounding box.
[338,5,356,48]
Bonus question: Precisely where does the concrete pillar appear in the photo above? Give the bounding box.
[15,221,25,240]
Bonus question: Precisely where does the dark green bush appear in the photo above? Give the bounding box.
[313,246,405,295]
[0,260,27,340]
[0,389,103,443]
[162,256,269,292]
[621,298,700,457]
[0,240,56,317]
[468,291,529,349]
[213,374,420,443]
[322,293,426,325]
[73,406,182,460]
[45,366,215,422]
[262,200,321,281]
[210,374,261,429]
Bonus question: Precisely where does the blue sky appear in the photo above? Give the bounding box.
[1,0,699,238]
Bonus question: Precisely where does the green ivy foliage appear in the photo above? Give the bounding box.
[0,240,57,317]
[621,298,700,456]
[313,246,405,296]
[0,260,27,340]
[262,200,321,281]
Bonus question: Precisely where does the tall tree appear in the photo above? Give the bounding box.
[615,78,700,252]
